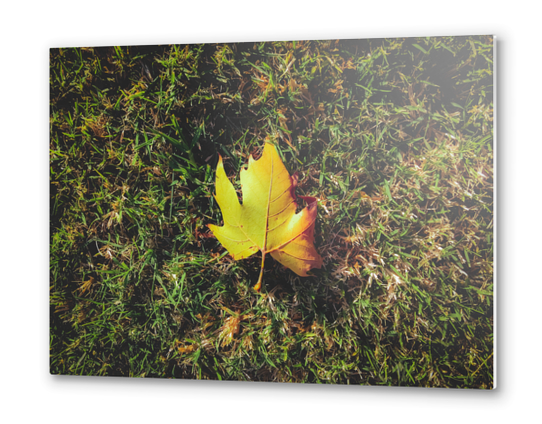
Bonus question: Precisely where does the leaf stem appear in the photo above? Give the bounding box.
[254,252,266,292]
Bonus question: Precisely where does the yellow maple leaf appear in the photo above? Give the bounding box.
[208,142,322,291]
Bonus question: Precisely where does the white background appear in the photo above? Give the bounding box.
[1,1,538,422]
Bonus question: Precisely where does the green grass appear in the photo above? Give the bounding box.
[50,36,494,387]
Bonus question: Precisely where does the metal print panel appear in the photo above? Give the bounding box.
[50,36,494,388]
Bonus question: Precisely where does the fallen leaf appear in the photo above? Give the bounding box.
[208,142,322,291]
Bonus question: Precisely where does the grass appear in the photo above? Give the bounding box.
[50,36,494,387]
